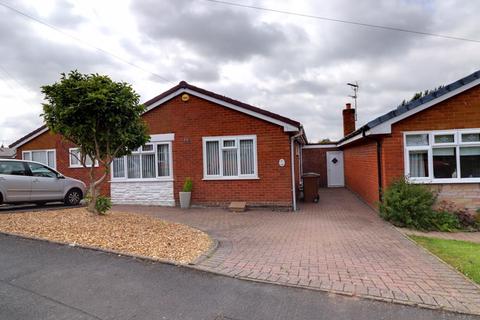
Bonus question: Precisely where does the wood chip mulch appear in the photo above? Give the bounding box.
[0,208,213,264]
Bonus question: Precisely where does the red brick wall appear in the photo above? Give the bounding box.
[302,147,338,187]
[15,131,110,196]
[343,140,379,206]
[143,94,295,207]
[15,95,296,208]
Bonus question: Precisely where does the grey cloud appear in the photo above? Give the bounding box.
[132,0,289,61]
[47,0,86,29]
[0,6,119,93]
[0,111,44,145]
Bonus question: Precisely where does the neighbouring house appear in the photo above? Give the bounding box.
[0,147,15,159]
[330,70,480,212]
[9,81,306,210]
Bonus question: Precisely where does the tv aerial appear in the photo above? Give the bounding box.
[347,81,359,120]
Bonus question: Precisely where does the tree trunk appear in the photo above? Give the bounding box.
[87,183,98,213]
[86,165,98,214]
[87,172,108,215]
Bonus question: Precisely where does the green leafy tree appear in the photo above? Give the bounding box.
[400,86,445,106]
[41,70,149,214]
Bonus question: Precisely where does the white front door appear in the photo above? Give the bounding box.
[327,151,344,187]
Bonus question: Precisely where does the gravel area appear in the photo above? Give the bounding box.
[0,208,212,264]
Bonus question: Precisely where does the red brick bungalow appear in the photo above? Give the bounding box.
[9,81,306,210]
[335,70,480,212]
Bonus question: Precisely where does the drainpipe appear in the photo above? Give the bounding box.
[290,128,304,211]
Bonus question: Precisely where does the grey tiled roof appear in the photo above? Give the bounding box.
[340,70,480,143]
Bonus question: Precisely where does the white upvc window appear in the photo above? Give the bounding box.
[111,142,173,181]
[69,148,98,168]
[202,135,258,180]
[22,149,56,169]
[404,129,480,183]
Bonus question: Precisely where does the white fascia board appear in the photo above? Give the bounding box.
[336,133,364,147]
[302,144,337,149]
[10,127,49,149]
[369,78,480,135]
[145,88,300,132]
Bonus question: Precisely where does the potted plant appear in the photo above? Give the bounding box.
[179,177,192,209]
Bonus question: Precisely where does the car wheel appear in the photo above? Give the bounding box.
[64,189,82,206]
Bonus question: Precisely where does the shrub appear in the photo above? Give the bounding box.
[182,177,193,193]
[95,196,112,215]
[476,209,480,226]
[437,201,478,230]
[379,178,436,230]
[430,210,459,232]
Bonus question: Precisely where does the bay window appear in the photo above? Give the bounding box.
[203,135,257,179]
[404,129,480,182]
[22,149,56,169]
[112,142,172,180]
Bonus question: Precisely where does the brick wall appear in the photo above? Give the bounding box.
[15,131,110,196]
[111,181,174,206]
[302,147,338,187]
[429,184,480,212]
[143,94,295,208]
[343,140,379,207]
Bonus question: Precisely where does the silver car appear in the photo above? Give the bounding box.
[0,159,86,206]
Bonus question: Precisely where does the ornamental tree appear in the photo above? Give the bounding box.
[41,70,149,214]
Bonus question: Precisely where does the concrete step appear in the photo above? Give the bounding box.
[228,201,247,212]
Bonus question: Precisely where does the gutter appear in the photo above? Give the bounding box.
[290,127,304,211]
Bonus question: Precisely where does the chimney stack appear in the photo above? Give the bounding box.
[342,103,356,136]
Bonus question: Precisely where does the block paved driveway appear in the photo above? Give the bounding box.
[115,188,480,315]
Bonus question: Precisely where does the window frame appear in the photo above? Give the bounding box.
[68,148,99,168]
[110,141,173,182]
[22,149,56,169]
[460,129,480,145]
[202,135,258,180]
[404,129,480,184]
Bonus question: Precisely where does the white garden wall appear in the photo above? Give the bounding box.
[111,181,175,206]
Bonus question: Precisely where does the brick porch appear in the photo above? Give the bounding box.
[114,188,480,315]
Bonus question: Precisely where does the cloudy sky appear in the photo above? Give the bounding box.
[0,0,479,146]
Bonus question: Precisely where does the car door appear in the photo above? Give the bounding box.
[0,161,31,202]
[27,162,65,201]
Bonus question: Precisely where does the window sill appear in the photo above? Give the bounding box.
[110,178,174,183]
[69,165,98,169]
[408,178,480,184]
[202,176,260,181]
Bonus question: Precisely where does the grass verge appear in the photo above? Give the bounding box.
[410,235,480,285]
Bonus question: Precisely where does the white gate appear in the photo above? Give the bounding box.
[326,151,345,187]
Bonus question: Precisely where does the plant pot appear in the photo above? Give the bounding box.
[179,192,191,209]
